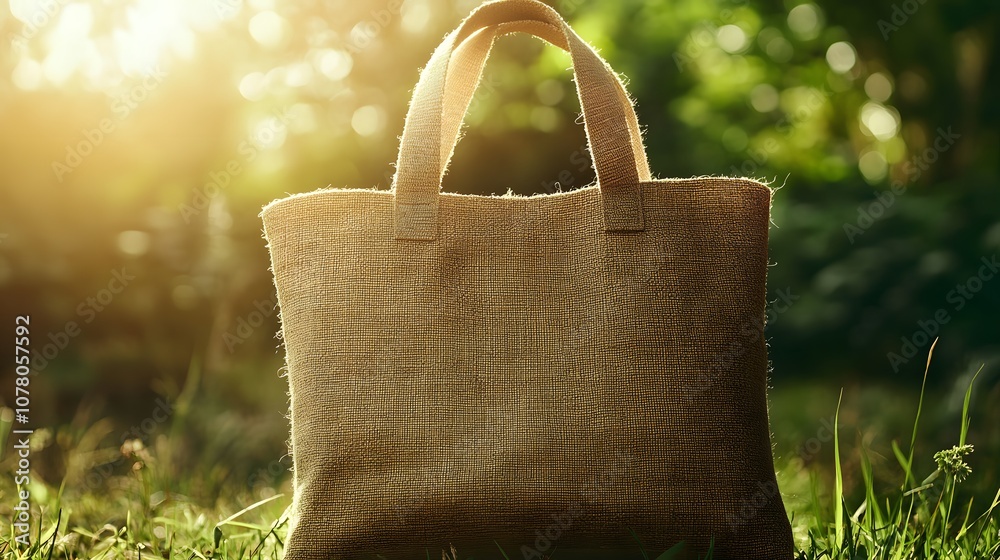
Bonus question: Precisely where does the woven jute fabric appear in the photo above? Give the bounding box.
[262,1,793,558]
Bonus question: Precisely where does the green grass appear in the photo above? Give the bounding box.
[2,346,998,559]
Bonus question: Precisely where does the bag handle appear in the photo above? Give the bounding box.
[393,0,650,240]
[438,21,652,193]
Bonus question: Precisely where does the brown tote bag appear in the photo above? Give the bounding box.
[262,1,793,558]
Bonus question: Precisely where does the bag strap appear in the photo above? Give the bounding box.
[440,22,652,190]
[393,0,649,240]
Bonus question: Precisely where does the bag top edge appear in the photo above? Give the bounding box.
[259,175,773,218]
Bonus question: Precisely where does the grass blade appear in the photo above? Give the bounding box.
[653,541,685,560]
[891,440,912,483]
[973,487,1000,550]
[959,365,983,447]
[834,388,844,549]
[905,338,937,487]
[216,494,285,527]
[629,528,650,560]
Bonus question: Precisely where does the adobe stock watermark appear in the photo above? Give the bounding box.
[212,0,243,20]
[223,295,278,353]
[247,455,292,498]
[7,0,71,56]
[10,426,34,546]
[539,144,590,194]
[464,73,501,117]
[728,415,835,530]
[519,452,633,560]
[31,268,135,372]
[51,68,169,183]
[887,254,998,372]
[685,287,799,400]
[179,107,293,223]
[878,0,931,40]
[519,500,584,559]
[844,126,960,244]
[725,479,781,531]
[795,416,837,464]
[346,1,403,54]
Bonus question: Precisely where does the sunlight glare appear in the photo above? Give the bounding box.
[315,48,353,81]
[37,3,93,85]
[401,0,432,34]
[284,62,314,88]
[11,57,43,90]
[252,117,288,150]
[53,3,92,38]
[9,0,51,24]
[10,0,220,88]
[113,0,190,75]
[249,10,287,48]
[239,71,267,100]
[41,48,76,85]
[286,103,318,134]
[202,0,243,25]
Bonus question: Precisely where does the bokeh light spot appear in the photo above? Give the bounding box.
[826,41,857,74]
[530,106,560,132]
[858,150,888,183]
[238,71,266,100]
[883,136,907,164]
[764,33,795,63]
[12,58,44,90]
[860,102,900,141]
[249,10,286,48]
[117,230,151,257]
[352,105,386,137]
[286,103,318,134]
[53,3,94,40]
[252,116,288,149]
[722,126,749,152]
[316,49,353,81]
[536,79,565,106]
[750,84,779,112]
[112,0,194,76]
[787,4,823,40]
[401,0,433,34]
[864,72,894,102]
[717,25,749,54]
[284,61,314,88]
[171,283,199,310]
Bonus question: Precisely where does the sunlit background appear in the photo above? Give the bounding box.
[1,0,998,537]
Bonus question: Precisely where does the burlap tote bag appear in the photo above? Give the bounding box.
[262,1,793,558]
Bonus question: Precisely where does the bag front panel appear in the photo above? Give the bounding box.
[261,177,791,559]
